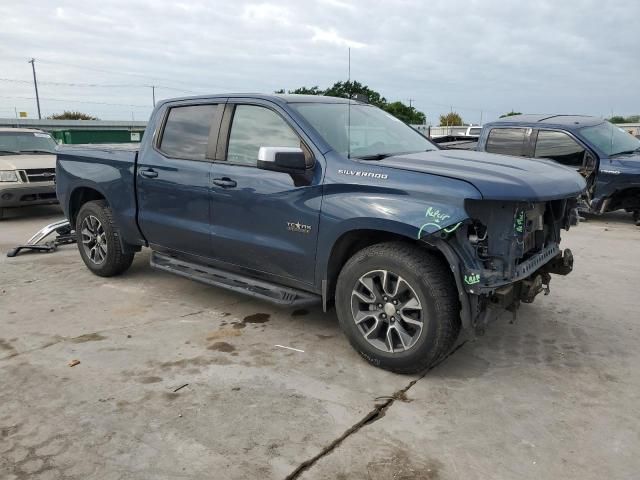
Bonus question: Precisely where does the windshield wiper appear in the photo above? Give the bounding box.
[354,150,430,161]
[18,149,56,154]
[0,149,20,155]
[353,153,394,160]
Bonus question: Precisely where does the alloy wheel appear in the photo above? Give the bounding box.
[81,215,107,265]
[350,269,425,353]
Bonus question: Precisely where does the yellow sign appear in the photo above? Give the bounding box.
[19,111,27,118]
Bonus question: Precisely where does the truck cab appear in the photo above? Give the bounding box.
[477,115,640,224]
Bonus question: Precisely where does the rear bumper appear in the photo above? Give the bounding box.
[0,183,57,208]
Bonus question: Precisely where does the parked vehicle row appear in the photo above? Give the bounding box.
[55,94,585,372]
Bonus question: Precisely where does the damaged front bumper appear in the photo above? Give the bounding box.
[423,198,578,331]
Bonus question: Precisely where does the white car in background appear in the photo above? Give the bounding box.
[464,126,482,137]
[0,128,58,219]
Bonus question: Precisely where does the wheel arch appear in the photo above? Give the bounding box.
[70,187,141,255]
[68,186,107,225]
[321,226,453,312]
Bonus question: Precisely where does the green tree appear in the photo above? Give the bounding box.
[608,115,640,123]
[383,101,425,124]
[48,111,99,120]
[280,80,427,124]
[289,86,323,95]
[323,80,387,108]
[439,112,463,126]
[499,111,522,118]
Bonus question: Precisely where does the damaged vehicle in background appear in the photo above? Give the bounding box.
[0,128,58,219]
[54,94,585,373]
[477,115,640,226]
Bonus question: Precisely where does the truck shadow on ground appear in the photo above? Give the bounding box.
[581,210,636,226]
[433,303,624,384]
[0,204,63,222]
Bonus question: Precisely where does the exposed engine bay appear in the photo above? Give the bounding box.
[425,198,578,331]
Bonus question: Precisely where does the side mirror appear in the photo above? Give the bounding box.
[257,147,313,173]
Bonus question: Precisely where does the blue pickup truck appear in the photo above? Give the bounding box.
[477,115,640,225]
[56,94,585,373]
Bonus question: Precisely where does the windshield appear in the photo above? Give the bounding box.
[290,103,436,158]
[579,121,640,156]
[0,131,57,154]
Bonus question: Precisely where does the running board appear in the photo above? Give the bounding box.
[150,251,320,307]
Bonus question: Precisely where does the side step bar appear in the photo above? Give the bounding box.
[150,251,320,307]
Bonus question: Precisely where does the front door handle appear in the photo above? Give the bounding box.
[212,177,237,188]
[140,168,158,178]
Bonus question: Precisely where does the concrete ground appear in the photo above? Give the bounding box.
[1,205,638,480]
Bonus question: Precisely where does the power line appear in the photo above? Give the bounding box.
[36,58,226,93]
[0,95,151,108]
[0,77,199,94]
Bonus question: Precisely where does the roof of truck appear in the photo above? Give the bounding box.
[487,114,603,129]
[159,93,360,107]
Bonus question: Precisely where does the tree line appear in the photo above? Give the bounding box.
[276,80,426,124]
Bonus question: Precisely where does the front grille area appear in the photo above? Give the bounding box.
[24,168,56,183]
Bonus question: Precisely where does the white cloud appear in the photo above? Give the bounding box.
[318,0,356,10]
[0,0,638,122]
[242,3,292,25]
[309,26,366,48]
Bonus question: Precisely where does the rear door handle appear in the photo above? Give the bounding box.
[212,177,237,188]
[140,168,158,178]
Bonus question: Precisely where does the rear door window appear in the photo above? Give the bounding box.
[534,130,585,167]
[159,104,219,160]
[485,128,527,156]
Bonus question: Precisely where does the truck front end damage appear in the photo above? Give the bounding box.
[423,198,578,332]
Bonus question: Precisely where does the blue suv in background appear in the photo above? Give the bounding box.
[477,115,640,225]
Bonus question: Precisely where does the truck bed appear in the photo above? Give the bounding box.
[55,144,142,245]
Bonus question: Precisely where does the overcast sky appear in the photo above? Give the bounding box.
[1,0,638,123]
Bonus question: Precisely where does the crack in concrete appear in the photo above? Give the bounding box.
[284,342,467,480]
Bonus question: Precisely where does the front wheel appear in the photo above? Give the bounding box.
[75,200,134,277]
[335,242,460,374]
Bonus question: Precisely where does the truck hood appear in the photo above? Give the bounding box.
[377,150,586,201]
[0,153,57,170]
[611,154,640,170]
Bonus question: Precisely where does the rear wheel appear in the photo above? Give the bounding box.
[336,242,460,374]
[633,210,640,226]
[75,200,134,277]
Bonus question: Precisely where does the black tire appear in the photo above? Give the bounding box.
[75,200,134,277]
[335,242,460,374]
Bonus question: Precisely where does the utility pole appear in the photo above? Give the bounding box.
[151,86,156,107]
[28,58,41,119]
[407,98,415,108]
